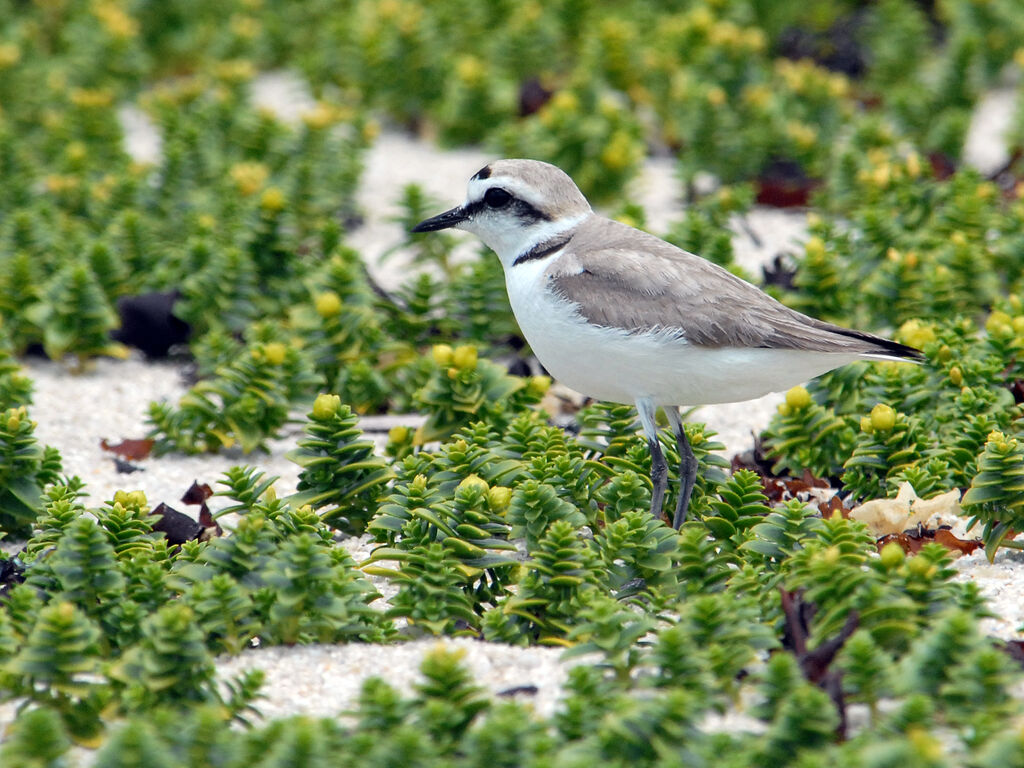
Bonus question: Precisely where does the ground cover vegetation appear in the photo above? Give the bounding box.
[3,0,1024,764]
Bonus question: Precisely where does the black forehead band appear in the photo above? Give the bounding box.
[472,165,491,180]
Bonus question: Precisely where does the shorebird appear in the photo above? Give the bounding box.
[412,159,923,528]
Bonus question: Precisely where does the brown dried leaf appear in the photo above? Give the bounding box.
[100,437,154,461]
[181,480,213,505]
[876,526,981,557]
[818,494,847,519]
[933,527,982,555]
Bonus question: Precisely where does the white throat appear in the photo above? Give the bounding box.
[463,212,590,271]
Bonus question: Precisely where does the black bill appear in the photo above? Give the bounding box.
[411,206,469,232]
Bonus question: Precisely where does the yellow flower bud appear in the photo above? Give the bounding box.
[860,415,873,433]
[488,486,512,512]
[312,393,341,420]
[869,403,897,432]
[432,344,454,366]
[263,342,287,365]
[986,311,1012,336]
[905,151,921,178]
[949,366,963,386]
[879,541,905,569]
[785,386,812,410]
[260,186,285,212]
[0,43,21,69]
[452,344,478,370]
[388,425,410,444]
[527,375,551,397]
[315,291,342,318]
[458,474,489,493]
[230,162,269,196]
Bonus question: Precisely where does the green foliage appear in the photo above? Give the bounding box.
[5,1,1024,761]
[508,479,587,551]
[287,393,393,532]
[842,405,924,500]
[377,541,481,637]
[413,343,549,445]
[961,430,1024,560]
[763,386,856,479]
[4,601,107,742]
[0,706,72,768]
[0,406,63,537]
[838,629,895,723]
[261,533,380,644]
[495,79,646,203]
[148,337,321,454]
[483,519,602,646]
[704,468,771,548]
[23,259,127,367]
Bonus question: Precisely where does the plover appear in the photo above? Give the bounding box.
[412,159,923,528]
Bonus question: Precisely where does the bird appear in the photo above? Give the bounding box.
[412,159,924,528]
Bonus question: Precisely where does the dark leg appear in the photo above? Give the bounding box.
[636,398,669,521]
[667,408,697,529]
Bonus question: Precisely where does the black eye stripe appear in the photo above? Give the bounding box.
[464,193,550,224]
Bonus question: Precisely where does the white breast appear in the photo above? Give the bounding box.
[504,254,863,406]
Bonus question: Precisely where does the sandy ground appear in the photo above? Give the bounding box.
[4,72,1023,728]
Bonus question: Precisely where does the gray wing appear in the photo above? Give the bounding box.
[546,218,918,358]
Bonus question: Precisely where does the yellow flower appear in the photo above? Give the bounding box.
[230,15,261,39]
[312,393,341,420]
[214,59,256,84]
[601,130,637,172]
[260,186,286,212]
[453,344,478,370]
[785,386,811,410]
[550,90,579,114]
[879,541,905,569]
[805,236,826,259]
[488,486,512,512]
[230,162,269,196]
[706,86,726,107]
[70,88,114,108]
[785,120,817,150]
[262,343,287,365]
[688,5,714,32]
[302,102,337,131]
[44,174,79,194]
[315,291,343,318]
[741,84,772,110]
[869,403,897,432]
[92,1,139,38]
[905,151,921,178]
[897,319,935,350]
[455,55,484,85]
[432,344,454,366]
[0,43,21,68]
[362,119,380,142]
[458,474,489,493]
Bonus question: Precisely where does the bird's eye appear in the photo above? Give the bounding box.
[484,187,512,208]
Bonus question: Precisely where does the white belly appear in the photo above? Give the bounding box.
[506,261,861,407]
